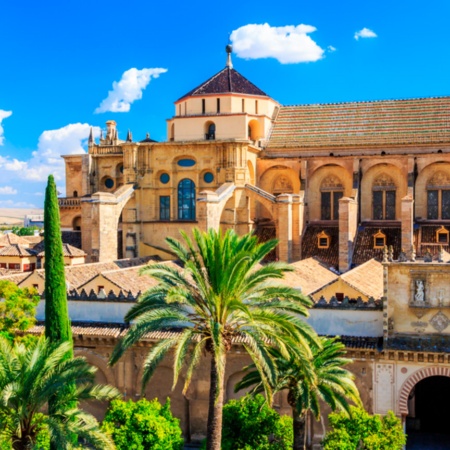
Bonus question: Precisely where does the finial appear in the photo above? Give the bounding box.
[411,245,416,262]
[88,127,94,146]
[146,132,150,139]
[225,44,233,69]
[382,246,388,263]
[126,129,132,142]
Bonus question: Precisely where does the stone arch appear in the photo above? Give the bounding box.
[259,166,299,197]
[72,215,81,231]
[74,348,116,386]
[361,164,406,221]
[247,160,255,186]
[398,366,450,415]
[308,165,352,221]
[416,163,450,219]
[204,121,216,140]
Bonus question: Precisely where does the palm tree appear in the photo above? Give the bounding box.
[0,336,119,450]
[110,228,317,450]
[236,336,361,450]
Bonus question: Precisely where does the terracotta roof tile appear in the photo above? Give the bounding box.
[267,96,450,151]
[340,259,384,299]
[301,225,339,269]
[0,233,31,247]
[178,67,268,101]
[22,236,44,246]
[0,271,29,283]
[417,225,450,256]
[0,244,37,257]
[37,243,86,258]
[352,225,401,266]
[282,257,338,295]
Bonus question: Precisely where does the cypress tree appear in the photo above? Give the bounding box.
[44,174,73,347]
[44,175,75,449]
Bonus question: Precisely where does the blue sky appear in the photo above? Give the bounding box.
[0,0,449,208]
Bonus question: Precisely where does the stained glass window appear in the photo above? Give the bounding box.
[385,191,396,220]
[321,192,331,221]
[178,179,196,220]
[442,191,450,219]
[427,190,438,220]
[373,191,383,220]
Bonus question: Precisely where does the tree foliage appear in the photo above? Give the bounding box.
[110,228,317,450]
[322,407,406,450]
[102,398,183,450]
[0,280,39,342]
[236,336,361,449]
[11,226,40,236]
[218,394,292,450]
[0,336,119,450]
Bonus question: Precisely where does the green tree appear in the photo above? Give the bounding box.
[322,406,406,450]
[0,336,119,450]
[102,398,184,450]
[219,394,292,450]
[110,229,317,450]
[11,226,39,236]
[236,336,361,450]
[44,174,74,449]
[0,280,39,342]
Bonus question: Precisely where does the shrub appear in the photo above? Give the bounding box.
[220,394,293,450]
[102,398,184,450]
[322,406,406,450]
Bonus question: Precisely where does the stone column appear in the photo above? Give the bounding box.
[338,197,358,272]
[401,195,414,255]
[277,194,293,262]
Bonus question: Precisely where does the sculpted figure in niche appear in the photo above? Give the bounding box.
[415,280,425,302]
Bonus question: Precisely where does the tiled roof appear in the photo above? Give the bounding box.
[417,225,450,256]
[178,67,268,101]
[267,96,450,151]
[0,272,31,284]
[282,257,337,295]
[352,225,401,266]
[340,259,384,299]
[0,233,31,247]
[301,225,339,269]
[37,243,86,258]
[27,322,383,350]
[0,244,37,257]
[29,256,157,290]
[22,235,44,246]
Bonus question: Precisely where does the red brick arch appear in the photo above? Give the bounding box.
[398,366,450,415]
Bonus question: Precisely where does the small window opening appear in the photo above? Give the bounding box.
[97,285,104,293]
[317,230,330,249]
[202,99,206,114]
[217,98,220,113]
[336,293,344,302]
[73,191,78,197]
[436,226,449,244]
[255,100,259,114]
[184,102,187,115]
[242,99,245,112]
[373,230,386,249]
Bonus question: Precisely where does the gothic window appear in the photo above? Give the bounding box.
[320,175,343,221]
[427,172,450,220]
[372,174,396,220]
[178,179,196,220]
[160,196,170,220]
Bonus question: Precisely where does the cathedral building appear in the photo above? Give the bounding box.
[52,47,450,445]
[59,46,450,275]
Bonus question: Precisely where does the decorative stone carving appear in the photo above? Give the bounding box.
[321,175,343,190]
[273,176,293,194]
[373,173,396,188]
[415,280,425,302]
[411,321,428,333]
[427,171,450,187]
[430,311,449,332]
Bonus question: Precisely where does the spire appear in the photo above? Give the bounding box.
[126,129,132,142]
[88,127,94,146]
[225,44,233,69]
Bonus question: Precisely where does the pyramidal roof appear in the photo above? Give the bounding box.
[178,64,268,101]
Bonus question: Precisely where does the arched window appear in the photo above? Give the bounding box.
[178,179,196,220]
[205,123,215,140]
[427,172,450,220]
[321,175,344,220]
[373,174,396,220]
[73,191,78,197]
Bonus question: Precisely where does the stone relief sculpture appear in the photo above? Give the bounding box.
[415,280,425,302]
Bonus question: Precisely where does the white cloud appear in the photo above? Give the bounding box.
[0,123,100,182]
[0,110,12,145]
[354,28,378,40]
[95,67,168,113]
[230,23,324,64]
[327,45,337,52]
[0,199,37,208]
[0,186,17,195]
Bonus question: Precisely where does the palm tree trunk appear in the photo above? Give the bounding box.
[206,353,225,450]
[293,409,306,450]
